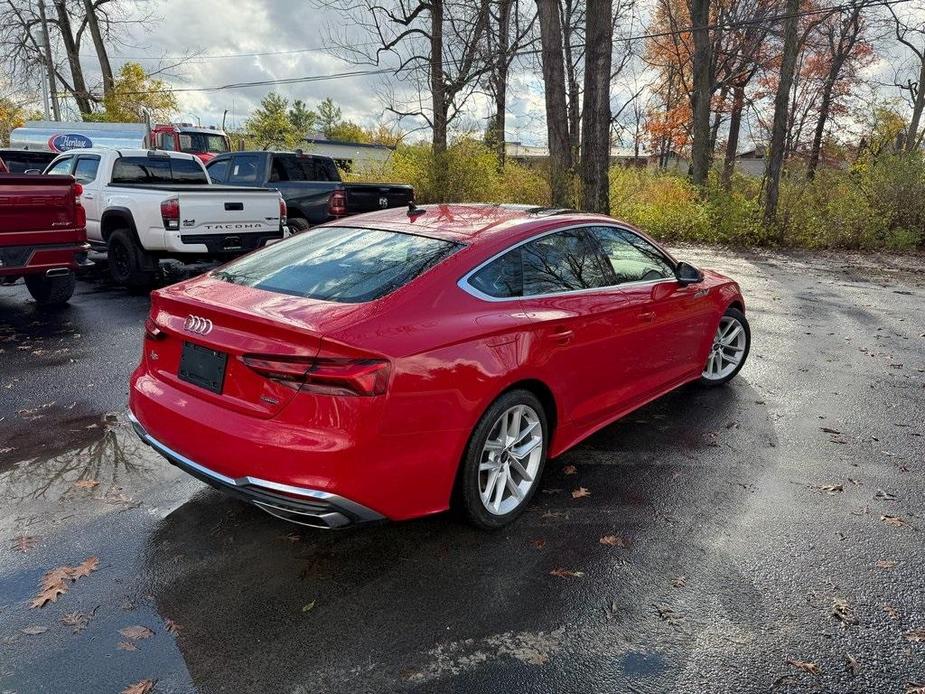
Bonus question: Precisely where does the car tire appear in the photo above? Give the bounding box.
[700,306,750,386]
[288,217,310,234]
[24,272,76,307]
[107,228,156,293]
[458,389,549,530]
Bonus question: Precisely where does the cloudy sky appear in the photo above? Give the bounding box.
[78,0,550,144]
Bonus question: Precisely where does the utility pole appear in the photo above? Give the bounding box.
[38,0,61,120]
[40,74,51,120]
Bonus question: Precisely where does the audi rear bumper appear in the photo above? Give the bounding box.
[127,411,385,529]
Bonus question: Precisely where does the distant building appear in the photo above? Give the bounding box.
[734,148,766,177]
[506,141,692,171]
[302,133,394,172]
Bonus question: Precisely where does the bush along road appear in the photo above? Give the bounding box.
[0,247,923,693]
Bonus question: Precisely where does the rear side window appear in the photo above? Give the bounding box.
[229,154,260,184]
[207,159,230,183]
[213,227,461,303]
[272,155,338,182]
[111,156,208,184]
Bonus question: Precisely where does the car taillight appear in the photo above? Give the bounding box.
[279,196,287,227]
[328,189,347,216]
[242,354,390,396]
[161,197,180,230]
[73,183,86,228]
[144,317,166,340]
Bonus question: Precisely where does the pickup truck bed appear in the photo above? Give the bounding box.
[0,174,89,305]
[205,151,414,231]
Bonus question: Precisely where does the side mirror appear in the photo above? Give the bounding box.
[24,169,41,175]
[676,261,704,285]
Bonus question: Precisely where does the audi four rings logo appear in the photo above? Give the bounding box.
[184,315,213,335]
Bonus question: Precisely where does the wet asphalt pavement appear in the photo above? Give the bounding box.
[0,249,923,694]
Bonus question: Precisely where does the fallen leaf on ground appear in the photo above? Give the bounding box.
[121,679,156,694]
[813,483,844,494]
[562,465,577,475]
[571,487,591,499]
[10,535,38,552]
[73,479,100,489]
[302,601,316,613]
[787,659,821,675]
[883,604,899,620]
[599,535,627,547]
[845,654,860,675]
[164,618,180,635]
[905,628,925,642]
[20,625,49,635]
[831,598,857,625]
[875,489,897,501]
[906,683,925,694]
[119,625,154,640]
[117,641,138,651]
[30,557,99,609]
[549,568,585,578]
[881,515,907,528]
[279,532,301,543]
[61,611,92,633]
[673,576,686,588]
[875,559,898,569]
[530,538,546,550]
[820,427,842,434]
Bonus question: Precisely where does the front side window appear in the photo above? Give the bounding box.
[73,156,100,184]
[159,133,176,151]
[45,157,74,176]
[589,226,675,285]
[213,227,461,303]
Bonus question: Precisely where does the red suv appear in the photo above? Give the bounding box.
[129,205,749,529]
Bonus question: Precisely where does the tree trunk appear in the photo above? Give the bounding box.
[764,0,802,228]
[430,0,447,155]
[537,0,573,207]
[905,57,925,152]
[52,0,92,115]
[38,0,60,120]
[561,2,581,163]
[806,74,838,179]
[492,0,513,168]
[709,84,729,153]
[688,0,712,188]
[580,0,613,214]
[82,0,114,99]
[721,82,745,190]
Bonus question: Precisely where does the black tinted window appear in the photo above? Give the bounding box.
[229,155,260,184]
[213,227,461,303]
[589,226,675,285]
[111,156,207,184]
[521,229,608,295]
[207,159,229,183]
[273,155,339,182]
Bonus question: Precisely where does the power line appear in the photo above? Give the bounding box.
[77,43,379,62]
[114,0,914,96]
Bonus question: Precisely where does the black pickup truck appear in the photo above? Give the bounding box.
[204,151,414,232]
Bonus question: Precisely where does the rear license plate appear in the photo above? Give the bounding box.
[178,341,227,394]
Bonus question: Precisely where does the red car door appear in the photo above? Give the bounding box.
[586,226,715,398]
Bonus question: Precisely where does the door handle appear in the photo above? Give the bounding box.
[82,192,94,199]
[549,328,574,344]
[638,311,656,322]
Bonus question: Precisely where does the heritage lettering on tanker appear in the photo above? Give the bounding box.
[47,133,93,152]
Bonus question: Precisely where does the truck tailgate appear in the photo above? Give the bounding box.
[177,186,281,236]
[344,184,414,214]
[0,175,79,239]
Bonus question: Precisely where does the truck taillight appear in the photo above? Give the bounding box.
[161,197,180,230]
[279,196,287,227]
[73,183,86,228]
[329,189,347,216]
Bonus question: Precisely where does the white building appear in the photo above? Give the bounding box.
[302,133,394,173]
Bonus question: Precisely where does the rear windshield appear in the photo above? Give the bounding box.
[213,227,461,303]
[111,156,208,184]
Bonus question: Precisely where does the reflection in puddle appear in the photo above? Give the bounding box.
[0,414,157,504]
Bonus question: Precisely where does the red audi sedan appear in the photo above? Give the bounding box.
[129,204,749,529]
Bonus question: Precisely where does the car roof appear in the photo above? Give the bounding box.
[51,148,198,160]
[326,203,618,243]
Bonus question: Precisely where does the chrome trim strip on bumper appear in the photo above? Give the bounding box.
[127,410,385,528]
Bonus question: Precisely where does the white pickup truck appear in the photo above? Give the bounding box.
[43,148,286,289]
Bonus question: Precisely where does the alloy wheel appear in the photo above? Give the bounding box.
[702,315,747,381]
[478,404,543,515]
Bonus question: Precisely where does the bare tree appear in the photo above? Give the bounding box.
[319,0,493,154]
[580,0,613,213]
[536,0,573,206]
[887,4,925,152]
[764,0,802,227]
[688,0,712,187]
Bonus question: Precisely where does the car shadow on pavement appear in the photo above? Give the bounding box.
[143,379,778,693]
